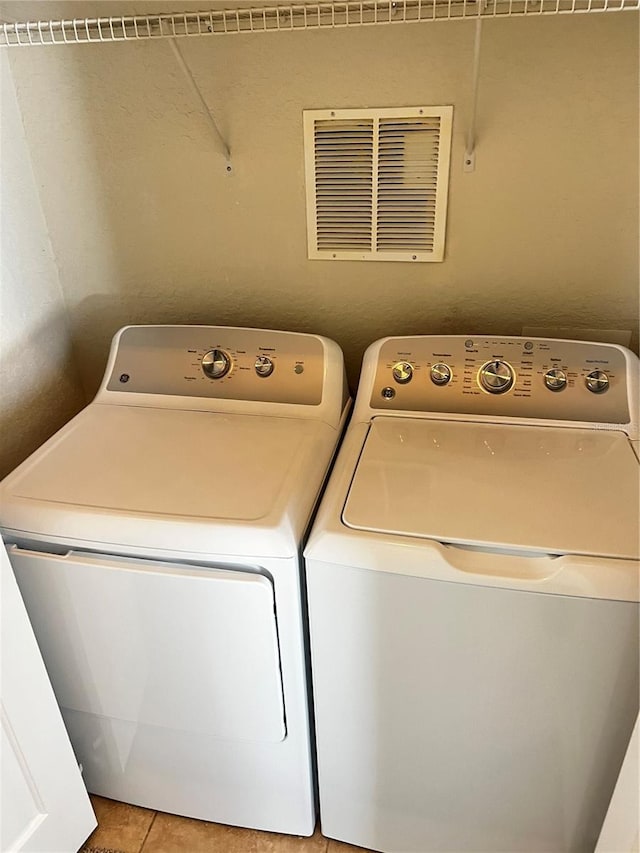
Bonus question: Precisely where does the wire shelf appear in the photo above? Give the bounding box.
[1,0,638,47]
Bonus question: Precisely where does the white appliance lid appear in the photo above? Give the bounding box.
[7,405,311,522]
[342,417,639,560]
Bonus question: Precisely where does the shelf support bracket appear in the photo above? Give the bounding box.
[464,18,482,173]
[169,37,232,173]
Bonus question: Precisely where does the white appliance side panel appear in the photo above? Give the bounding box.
[0,543,96,853]
[9,547,286,743]
[307,559,640,853]
[596,716,640,853]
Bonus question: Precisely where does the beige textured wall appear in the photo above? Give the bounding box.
[6,10,638,394]
[0,52,85,478]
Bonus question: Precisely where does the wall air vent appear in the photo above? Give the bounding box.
[304,106,453,263]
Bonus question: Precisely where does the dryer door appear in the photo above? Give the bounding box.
[8,546,286,743]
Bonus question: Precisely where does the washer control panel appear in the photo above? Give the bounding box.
[106,325,324,405]
[371,336,631,424]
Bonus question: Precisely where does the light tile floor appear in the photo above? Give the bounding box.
[80,796,373,853]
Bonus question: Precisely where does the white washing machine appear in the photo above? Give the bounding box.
[304,335,639,853]
[0,324,349,836]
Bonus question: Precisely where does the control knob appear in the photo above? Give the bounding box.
[255,355,275,377]
[430,363,452,386]
[392,361,414,384]
[544,368,567,392]
[479,360,514,394]
[585,370,609,394]
[202,349,231,379]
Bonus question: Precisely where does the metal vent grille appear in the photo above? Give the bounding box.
[314,118,374,251]
[377,116,442,252]
[304,107,452,262]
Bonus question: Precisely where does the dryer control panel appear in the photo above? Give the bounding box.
[367,336,635,426]
[104,325,328,406]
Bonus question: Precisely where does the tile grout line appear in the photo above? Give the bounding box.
[138,811,158,853]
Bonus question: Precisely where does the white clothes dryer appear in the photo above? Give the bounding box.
[0,325,350,836]
[305,335,639,853]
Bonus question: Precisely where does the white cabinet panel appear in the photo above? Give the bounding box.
[1,541,96,853]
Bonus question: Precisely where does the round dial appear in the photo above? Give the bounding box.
[392,361,414,384]
[254,355,275,377]
[479,360,514,394]
[202,349,231,380]
[544,368,567,392]
[585,369,609,394]
[430,363,452,386]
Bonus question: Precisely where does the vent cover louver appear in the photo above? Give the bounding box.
[304,107,453,262]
